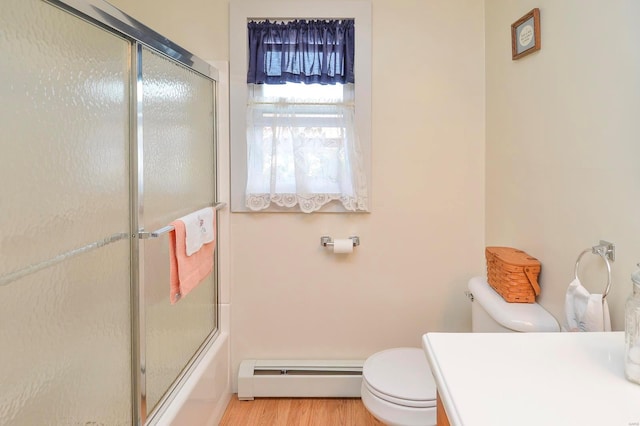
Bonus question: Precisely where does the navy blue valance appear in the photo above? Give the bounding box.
[247,19,355,85]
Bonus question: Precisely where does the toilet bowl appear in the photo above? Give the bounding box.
[361,276,560,425]
[360,348,436,426]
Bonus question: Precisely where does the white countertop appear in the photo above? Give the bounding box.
[422,332,640,426]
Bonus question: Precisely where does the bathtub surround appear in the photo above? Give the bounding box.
[153,309,231,425]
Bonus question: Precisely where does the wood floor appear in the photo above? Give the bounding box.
[219,395,385,426]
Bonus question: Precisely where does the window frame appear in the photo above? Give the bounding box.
[229,0,372,213]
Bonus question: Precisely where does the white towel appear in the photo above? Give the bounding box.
[564,278,611,332]
[178,207,215,256]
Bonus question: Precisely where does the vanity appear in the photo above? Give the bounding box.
[423,331,640,426]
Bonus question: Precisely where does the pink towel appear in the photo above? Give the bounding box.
[169,213,216,304]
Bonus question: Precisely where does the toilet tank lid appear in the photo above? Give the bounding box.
[468,276,560,332]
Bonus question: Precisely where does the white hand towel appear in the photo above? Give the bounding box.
[178,207,215,256]
[564,278,611,332]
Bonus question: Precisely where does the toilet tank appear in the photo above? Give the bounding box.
[468,276,560,332]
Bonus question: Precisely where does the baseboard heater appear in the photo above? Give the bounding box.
[237,359,364,400]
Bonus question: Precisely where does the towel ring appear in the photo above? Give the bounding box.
[574,241,615,301]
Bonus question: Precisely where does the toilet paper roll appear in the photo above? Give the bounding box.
[333,239,353,254]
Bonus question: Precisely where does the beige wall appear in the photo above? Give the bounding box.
[109,0,485,390]
[486,1,640,330]
[229,0,485,388]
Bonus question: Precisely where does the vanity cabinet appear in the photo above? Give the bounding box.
[436,393,450,426]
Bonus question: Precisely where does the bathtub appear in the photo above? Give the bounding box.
[153,324,231,425]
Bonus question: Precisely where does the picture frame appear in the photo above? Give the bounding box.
[511,8,540,60]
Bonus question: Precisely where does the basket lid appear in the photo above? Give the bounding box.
[486,247,539,266]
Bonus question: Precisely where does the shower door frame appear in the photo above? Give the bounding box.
[43,1,221,424]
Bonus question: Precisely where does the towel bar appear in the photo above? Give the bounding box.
[139,202,225,239]
[574,240,615,301]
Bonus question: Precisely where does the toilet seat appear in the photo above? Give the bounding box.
[362,347,436,408]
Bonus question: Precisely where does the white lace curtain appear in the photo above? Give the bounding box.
[245,83,368,213]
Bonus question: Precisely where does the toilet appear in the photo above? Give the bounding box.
[360,276,560,426]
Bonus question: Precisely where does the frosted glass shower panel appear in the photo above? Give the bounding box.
[0,0,131,425]
[141,47,216,213]
[140,46,217,413]
[0,0,131,274]
[0,243,132,425]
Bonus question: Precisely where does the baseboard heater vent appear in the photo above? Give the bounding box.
[237,359,364,400]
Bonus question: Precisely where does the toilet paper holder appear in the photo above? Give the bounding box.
[320,236,360,248]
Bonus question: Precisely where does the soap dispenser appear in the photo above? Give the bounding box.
[626,266,640,384]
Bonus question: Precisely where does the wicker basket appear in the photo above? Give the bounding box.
[485,247,541,303]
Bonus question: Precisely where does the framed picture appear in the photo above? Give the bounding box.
[511,8,540,60]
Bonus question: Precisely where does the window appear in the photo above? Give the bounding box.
[245,19,365,213]
[230,1,372,213]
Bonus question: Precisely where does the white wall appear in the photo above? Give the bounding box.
[485,1,640,330]
[109,0,486,392]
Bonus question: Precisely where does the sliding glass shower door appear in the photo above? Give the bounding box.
[1,0,219,424]
[0,0,132,424]
[140,46,217,415]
